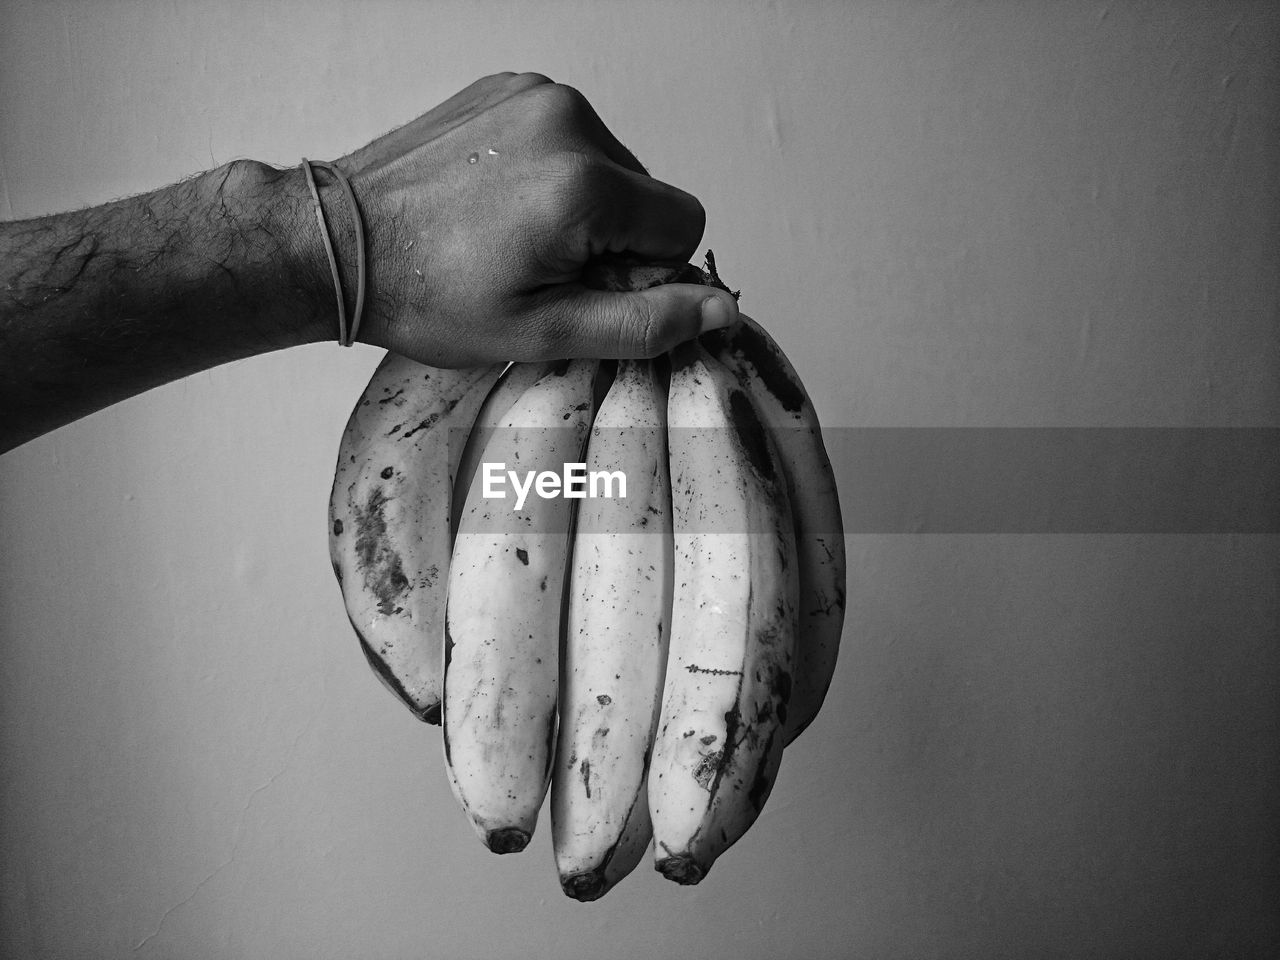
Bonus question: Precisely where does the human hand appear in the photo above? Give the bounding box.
[0,71,736,451]
[326,72,739,366]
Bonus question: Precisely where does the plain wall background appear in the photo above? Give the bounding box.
[1,2,1277,957]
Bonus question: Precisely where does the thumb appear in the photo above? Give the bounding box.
[550,283,740,359]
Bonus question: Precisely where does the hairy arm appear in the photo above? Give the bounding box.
[0,160,330,453]
[0,73,737,456]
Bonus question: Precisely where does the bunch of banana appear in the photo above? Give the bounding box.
[326,253,845,897]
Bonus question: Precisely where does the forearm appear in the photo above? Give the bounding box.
[0,160,332,453]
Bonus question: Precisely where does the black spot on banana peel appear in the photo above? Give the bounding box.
[746,728,779,813]
[352,487,409,616]
[774,670,792,728]
[700,323,805,415]
[727,389,775,482]
[692,750,723,790]
[710,703,744,795]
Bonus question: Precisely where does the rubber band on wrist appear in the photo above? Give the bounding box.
[301,158,367,347]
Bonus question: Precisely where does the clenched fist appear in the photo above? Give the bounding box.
[330,72,739,365]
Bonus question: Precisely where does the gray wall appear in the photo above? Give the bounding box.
[2,2,1276,957]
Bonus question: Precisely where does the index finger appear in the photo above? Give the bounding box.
[540,83,650,176]
[586,164,707,264]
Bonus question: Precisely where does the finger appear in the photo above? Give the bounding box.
[515,82,648,175]
[564,91,648,175]
[533,283,740,360]
[586,165,707,263]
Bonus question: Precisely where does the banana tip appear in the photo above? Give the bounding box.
[418,704,442,725]
[560,871,606,902]
[656,854,706,886]
[486,827,531,855]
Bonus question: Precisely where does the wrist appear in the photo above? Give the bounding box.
[228,158,342,347]
[299,160,368,347]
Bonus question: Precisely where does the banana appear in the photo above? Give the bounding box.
[648,339,799,885]
[443,358,598,853]
[585,250,844,745]
[551,358,673,901]
[701,314,846,744]
[449,360,558,537]
[329,354,504,723]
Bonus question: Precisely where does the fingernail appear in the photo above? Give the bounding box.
[699,294,737,334]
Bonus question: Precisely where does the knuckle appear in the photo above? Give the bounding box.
[688,193,708,234]
[525,81,590,123]
[510,71,554,91]
[678,195,708,259]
